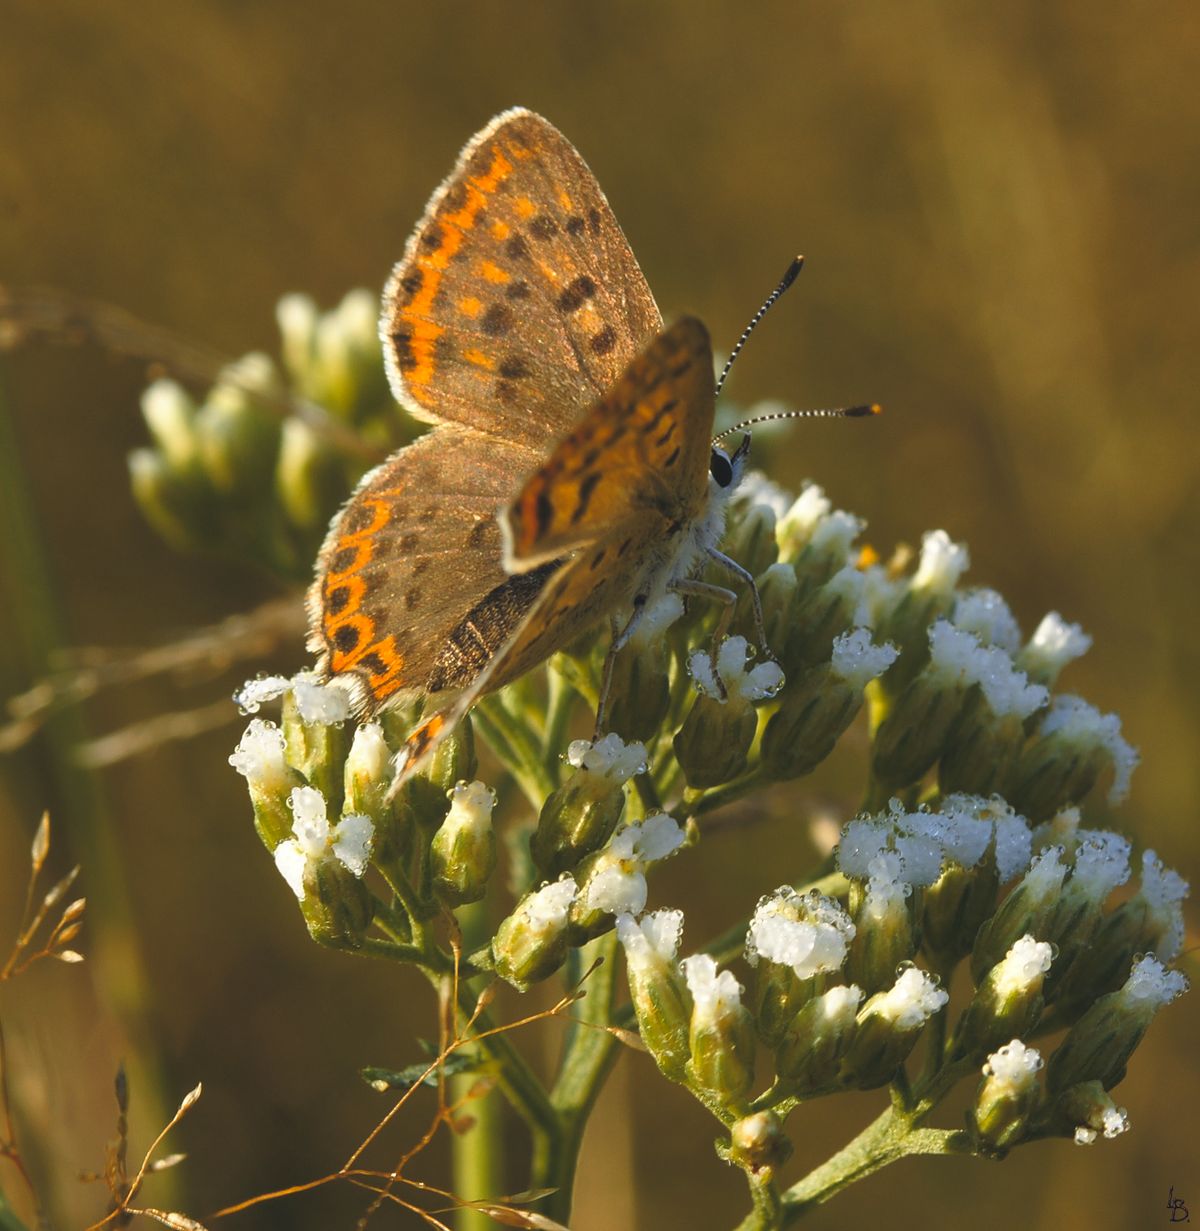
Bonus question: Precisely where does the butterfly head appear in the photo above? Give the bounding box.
[709,433,751,495]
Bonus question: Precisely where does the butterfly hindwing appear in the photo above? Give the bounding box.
[501,316,717,570]
[381,108,663,448]
[308,430,549,713]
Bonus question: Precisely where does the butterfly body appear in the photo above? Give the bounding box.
[307,108,746,773]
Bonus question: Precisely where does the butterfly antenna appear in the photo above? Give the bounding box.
[713,255,806,400]
[712,402,882,445]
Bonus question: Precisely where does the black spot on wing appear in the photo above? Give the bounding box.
[535,489,553,536]
[482,303,514,336]
[571,472,601,525]
[590,325,617,355]
[557,276,597,313]
[333,624,360,654]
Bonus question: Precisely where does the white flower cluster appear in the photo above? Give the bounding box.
[689,636,785,703]
[840,795,1037,890]
[566,733,648,782]
[583,814,687,917]
[928,620,1049,720]
[744,887,856,976]
[273,785,373,900]
[234,670,352,725]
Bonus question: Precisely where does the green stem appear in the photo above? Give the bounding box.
[689,767,767,817]
[450,981,558,1153]
[0,1188,33,1231]
[762,1108,971,1226]
[473,698,555,808]
[534,931,621,1224]
[542,670,577,783]
[450,903,503,1231]
[741,1169,783,1231]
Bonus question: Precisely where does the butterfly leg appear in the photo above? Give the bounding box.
[593,599,647,738]
[671,577,739,701]
[705,547,771,659]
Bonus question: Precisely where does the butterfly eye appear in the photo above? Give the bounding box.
[709,447,734,488]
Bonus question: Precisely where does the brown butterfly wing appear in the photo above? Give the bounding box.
[307,430,551,714]
[501,316,717,570]
[381,108,663,446]
[385,320,720,785]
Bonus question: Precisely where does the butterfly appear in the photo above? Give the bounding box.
[307,108,774,781]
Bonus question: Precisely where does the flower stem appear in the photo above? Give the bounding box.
[450,903,503,1231]
[473,697,556,807]
[533,931,622,1224]
[759,1108,971,1226]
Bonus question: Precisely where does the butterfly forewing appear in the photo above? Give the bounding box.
[381,108,663,447]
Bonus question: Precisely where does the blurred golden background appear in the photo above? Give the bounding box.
[1,2,1197,1228]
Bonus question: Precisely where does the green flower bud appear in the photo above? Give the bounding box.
[682,954,757,1112]
[729,1110,792,1172]
[606,595,683,743]
[752,562,800,656]
[971,846,1067,984]
[276,293,320,393]
[385,711,479,833]
[783,564,867,670]
[761,630,896,780]
[278,290,385,418]
[1009,695,1139,822]
[874,530,970,696]
[531,735,645,877]
[617,910,692,1081]
[276,418,349,534]
[343,721,392,821]
[569,814,685,943]
[430,781,497,906]
[745,887,856,1045]
[128,447,211,551]
[1055,850,1189,1015]
[1039,831,1131,1000]
[1015,613,1092,690]
[229,718,306,848]
[1046,955,1188,1095]
[953,935,1053,1061]
[845,871,917,997]
[939,695,1039,799]
[492,877,578,990]
[193,353,283,497]
[722,501,779,582]
[775,984,863,1097]
[871,621,981,792]
[141,378,200,472]
[776,485,863,587]
[839,965,948,1090]
[425,712,477,796]
[968,1040,1043,1154]
[674,694,758,789]
[273,786,375,947]
[1044,1080,1129,1145]
[674,638,783,789]
[837,805,954,993]
[281,675,352,806]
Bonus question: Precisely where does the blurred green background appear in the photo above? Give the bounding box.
[1,2,1197,1228]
